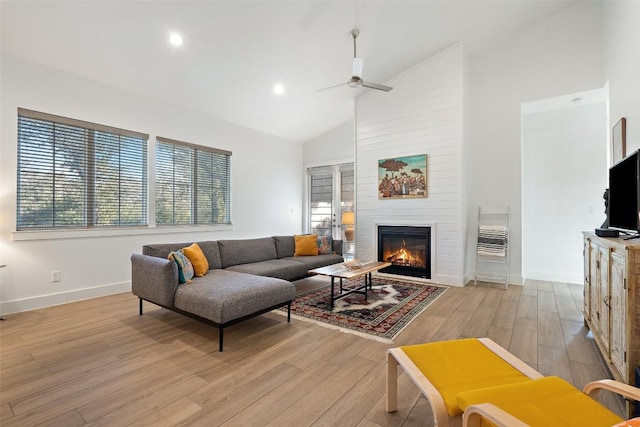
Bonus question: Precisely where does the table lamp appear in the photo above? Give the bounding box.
[342,212,355,242]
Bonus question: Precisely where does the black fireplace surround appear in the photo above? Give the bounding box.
[377,225,431,279]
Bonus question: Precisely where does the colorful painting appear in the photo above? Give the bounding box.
[378,154,427,199]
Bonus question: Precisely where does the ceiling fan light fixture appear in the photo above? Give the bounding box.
[352,58,364,78]
[348,77,362,88]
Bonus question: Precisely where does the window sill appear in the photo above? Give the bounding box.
[11,224,234,241]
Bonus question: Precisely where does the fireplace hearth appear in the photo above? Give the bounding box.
[378,225,431,279]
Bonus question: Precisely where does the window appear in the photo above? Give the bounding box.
[155,137,231,225]
[17,109,148,230]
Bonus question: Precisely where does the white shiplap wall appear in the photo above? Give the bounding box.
[355,44,465,286]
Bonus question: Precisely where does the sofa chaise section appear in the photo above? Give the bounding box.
[173,269,295,351]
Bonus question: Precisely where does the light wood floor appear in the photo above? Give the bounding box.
[0,277,624,426]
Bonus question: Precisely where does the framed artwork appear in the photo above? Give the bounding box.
[378,154,427,199]
[612,117,626,165]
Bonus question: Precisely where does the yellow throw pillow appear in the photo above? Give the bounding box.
[182,243,209,277]
[614,418,640,427]
[294,234,319,256]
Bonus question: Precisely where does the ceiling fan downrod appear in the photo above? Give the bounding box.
[351,28,359,58]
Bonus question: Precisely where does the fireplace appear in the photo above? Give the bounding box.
[377,225,431,279]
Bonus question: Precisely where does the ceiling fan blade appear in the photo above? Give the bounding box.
[317,82,348,92]
[352,58,364,78]
[362,81,393,92]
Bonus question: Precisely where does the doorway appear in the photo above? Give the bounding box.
[521,87,607,284]
[307,163,354,241]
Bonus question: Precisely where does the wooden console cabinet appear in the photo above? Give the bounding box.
[583,232,640,389]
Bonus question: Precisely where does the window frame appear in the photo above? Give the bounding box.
[155,136,232,226]
[16,108,149,231]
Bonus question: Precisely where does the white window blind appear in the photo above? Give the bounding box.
[308,166,334,237]
[155,137,231,225]
[17,108,148,230]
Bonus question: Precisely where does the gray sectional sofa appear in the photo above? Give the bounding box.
[131,235,343,351]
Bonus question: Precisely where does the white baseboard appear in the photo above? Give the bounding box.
[0,281,131,316]
[523,272,582,285]
[432,274,465,287]
[374,272,464,287]
[463,272,524,287]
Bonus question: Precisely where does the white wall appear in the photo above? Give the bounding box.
[303,119,355,166]
[467,2,605,284]
[356,44,465,286]
[522,99,607,284]
[0,55,303,314]
[604,1,640,154]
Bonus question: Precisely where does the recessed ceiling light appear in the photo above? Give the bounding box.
[169,32,183,46]
[273,84,285,95]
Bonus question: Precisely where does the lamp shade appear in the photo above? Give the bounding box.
[341,212,354,225]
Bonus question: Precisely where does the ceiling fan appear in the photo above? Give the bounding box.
[320,29,393,92]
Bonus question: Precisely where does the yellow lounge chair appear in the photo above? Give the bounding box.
[386,338,640,427]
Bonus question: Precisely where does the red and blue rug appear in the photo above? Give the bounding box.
[282,276,447,343]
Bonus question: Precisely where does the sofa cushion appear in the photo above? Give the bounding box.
[194,241,223,270]
[332,239,343,256]
[182,243,209,276]
[284,254,344,270]
[294,234,319,256]
[143,242,191,259]
[226,259,308,281]
[273,236,295,258]
[143,241,222,270]
[218,237,278,268]
[173,270,295,324]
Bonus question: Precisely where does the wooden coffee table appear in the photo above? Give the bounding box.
[308,261,392,309]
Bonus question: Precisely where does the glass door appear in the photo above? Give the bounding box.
[308,166,334,238]
[307,163,354,244]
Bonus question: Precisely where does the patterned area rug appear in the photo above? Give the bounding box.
[280,276,447,343]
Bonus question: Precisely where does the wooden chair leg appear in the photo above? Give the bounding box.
[386,350,398,412]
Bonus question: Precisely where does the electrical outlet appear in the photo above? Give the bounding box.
[51,271,61,282]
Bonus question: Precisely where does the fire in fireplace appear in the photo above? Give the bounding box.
[378,226,431,279]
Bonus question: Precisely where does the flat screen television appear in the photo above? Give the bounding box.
[608,148,640,236]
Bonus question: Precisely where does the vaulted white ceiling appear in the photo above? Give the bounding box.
[1,1,576,142]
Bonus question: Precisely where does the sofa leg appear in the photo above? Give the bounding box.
[219,327,224,352]
[139,298,143,316]
[287,303,291,322]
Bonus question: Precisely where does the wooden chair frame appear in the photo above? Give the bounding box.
[385,338,542,427]
[462,379,640,427]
